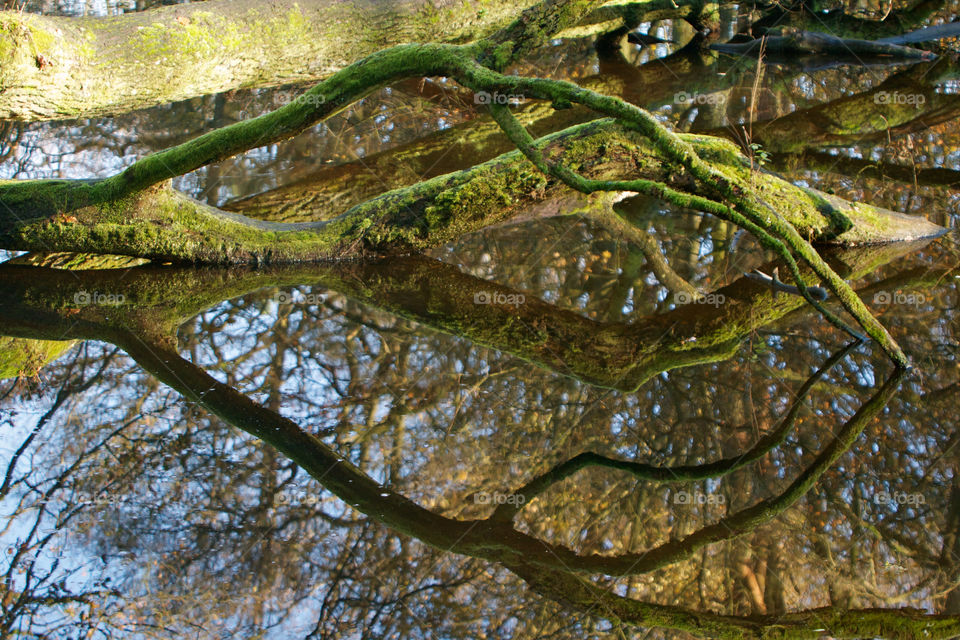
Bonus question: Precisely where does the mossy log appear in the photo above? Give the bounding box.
[0,0,694,121]
[0,0,542,120]
[0,6,937,365]
[220,52,765,223]
[0,120,943,266]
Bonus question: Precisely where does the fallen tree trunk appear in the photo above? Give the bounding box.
[0,0,694,121]
[709,28,935,60]
[0,0,543,120]
[0,120,942,265]
[221,48,769,222]
[0,0,929,365]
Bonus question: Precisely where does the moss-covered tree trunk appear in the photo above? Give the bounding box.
[0,0,697,120]
[0,0,938,364]
[0,0,550,120]
[0,121,942,265]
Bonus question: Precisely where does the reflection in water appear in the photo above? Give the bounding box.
[0,219,957,636]
[1,0,960,638]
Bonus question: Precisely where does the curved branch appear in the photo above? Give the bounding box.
[490,339,859,522]
[465,65,911,363]
[530,366,904,576]
[486,101,868,341]
[0,43,473,219]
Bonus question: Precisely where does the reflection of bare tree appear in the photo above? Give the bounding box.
[0,345,139,638]
[0,248,956,636]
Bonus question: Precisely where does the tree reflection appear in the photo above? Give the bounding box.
[0,244,955,637]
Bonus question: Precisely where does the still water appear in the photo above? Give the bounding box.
[0,1,959,638]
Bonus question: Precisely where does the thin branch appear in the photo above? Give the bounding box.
[490,340,858,522]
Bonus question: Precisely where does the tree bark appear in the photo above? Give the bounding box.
[0,0,692,121]
[0,0,933,365]
[0,0,539,120]
[0,120,943,265]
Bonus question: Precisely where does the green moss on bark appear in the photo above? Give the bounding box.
[0,336,73,380]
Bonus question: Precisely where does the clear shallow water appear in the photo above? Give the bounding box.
[1,3,960,638]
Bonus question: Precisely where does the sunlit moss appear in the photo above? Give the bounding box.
[0,337,72,380]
